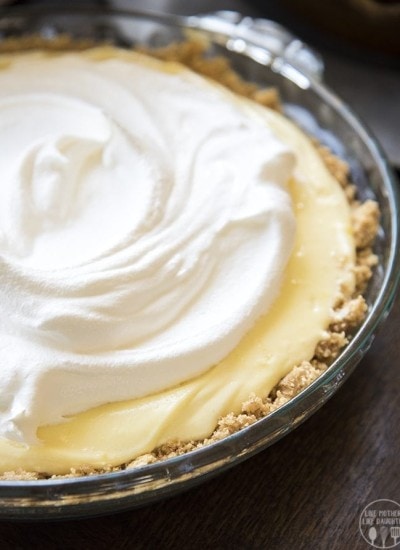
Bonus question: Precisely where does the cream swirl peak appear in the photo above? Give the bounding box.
[0,49,295,443]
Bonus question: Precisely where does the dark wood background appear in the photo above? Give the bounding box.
[0,282,398,549]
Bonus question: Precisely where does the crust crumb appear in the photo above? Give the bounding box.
[212,412,258,437]
[330,295,368,333]
[139,40,282,110]
[0,34,95,53]
[270,361,327,410]
[354,247,379,292]
[154,440,199,460]
[315,144,350,188]
[0,469,42,481]
[250,88,282,111]
[126,453,158,469]
[242,394,271,417]
[352,200,380,249]
[315,331,348,361]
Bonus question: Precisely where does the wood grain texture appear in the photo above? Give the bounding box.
[0,292,398,550]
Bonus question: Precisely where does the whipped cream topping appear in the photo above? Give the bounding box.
[0,50,295,443]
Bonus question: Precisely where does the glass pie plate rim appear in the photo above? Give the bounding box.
[0,6,398,520]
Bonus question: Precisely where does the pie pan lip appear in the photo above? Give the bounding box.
[0,6,398,520]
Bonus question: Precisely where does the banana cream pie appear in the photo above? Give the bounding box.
[0,42,379,478]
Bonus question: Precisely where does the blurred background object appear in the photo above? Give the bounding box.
[250,0,400,63]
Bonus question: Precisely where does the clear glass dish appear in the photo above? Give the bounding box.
[0,6,398,520]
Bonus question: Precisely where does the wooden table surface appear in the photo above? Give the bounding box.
[0,286,398,549]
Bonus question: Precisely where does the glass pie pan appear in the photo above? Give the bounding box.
[0,6,398,520]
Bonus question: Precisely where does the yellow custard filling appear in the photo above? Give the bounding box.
[0,51,355,474]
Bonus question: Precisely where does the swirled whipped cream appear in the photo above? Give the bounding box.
[0,49,295,444]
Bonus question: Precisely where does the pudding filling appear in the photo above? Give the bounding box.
[0,45,378,477]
